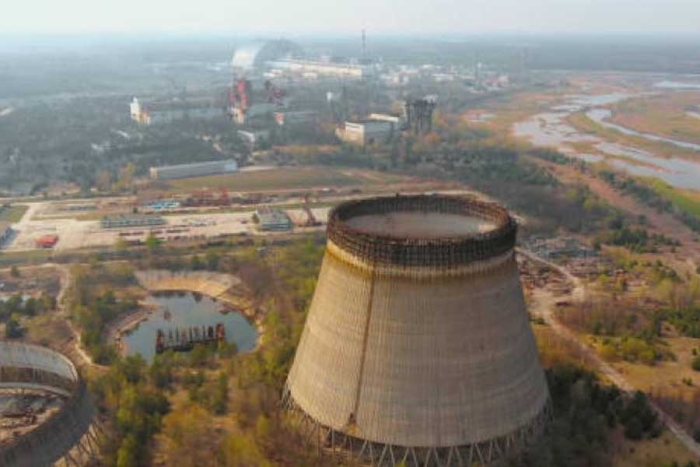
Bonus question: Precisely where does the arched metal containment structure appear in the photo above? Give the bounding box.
[0,342,99,467]
[231,40,302,73]
[284,195,551,466]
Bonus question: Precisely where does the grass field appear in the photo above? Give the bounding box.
[0,249,53,267]
[567,140,664,170]
[644,178,700,219]
[566,111,700,161]
[535,326,699,465]
[603,336,700,400]
[475,86,578,134]
[611,430,699,467]
[163,167,405,194]
[610,92,700,146]
[0,204,28,223]
[480,75,639,136]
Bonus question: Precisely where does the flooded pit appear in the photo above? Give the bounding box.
[123,292,258,362]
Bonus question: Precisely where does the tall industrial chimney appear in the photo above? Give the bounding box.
[284,195,550,466]
[362,29,367,60]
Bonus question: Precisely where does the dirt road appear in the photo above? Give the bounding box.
[522,248,700,460]
[53,264,100,370]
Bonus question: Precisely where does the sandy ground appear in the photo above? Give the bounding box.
[4,204,331,252]
[3,186,482,253]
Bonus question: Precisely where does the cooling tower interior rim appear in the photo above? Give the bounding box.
[0,342,97,467]
[327,195,517,268]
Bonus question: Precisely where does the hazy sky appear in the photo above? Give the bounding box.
[3,0,700,35]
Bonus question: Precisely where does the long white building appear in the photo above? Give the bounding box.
[267,59,374,80]
[149,160,238,181]
[130,98,224,125]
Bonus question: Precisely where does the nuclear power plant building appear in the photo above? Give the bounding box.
[284,195,550,466]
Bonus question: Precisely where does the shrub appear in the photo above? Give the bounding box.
[692,356,700,372]
[624,417,644,440]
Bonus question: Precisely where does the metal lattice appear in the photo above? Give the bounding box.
[283,389,552,467]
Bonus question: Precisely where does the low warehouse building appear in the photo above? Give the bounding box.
[101,215,166,229]
[149,160,238,181]
[336,119,395,145]
[255,208,292,231]
[130,97,224,125]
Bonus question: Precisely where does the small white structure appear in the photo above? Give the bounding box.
[129,98,143,122]
[274,110,318,126]
[149,159,238,181]
[237,130,271,149]
[368,113,403,124]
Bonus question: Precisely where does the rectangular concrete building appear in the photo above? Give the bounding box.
[336,120,395,146]
[101,215,166,229]
[255,208,292,231]
[130,97,224,125]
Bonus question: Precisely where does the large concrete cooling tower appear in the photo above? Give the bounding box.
[283,195,550,466]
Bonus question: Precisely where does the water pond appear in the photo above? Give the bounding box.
[123,292,258,362]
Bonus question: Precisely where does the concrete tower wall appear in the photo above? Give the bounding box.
[0,343,99,467]
[285,196,550,464]
[287,244,548,448]
[284,196,549,467]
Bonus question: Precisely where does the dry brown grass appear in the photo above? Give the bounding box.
[611,92,700,146]
[163,166,408,194]
[534,324,598,372]
[611,429,699,467]
[565,111,700,160]
[608,337,700,399]
[534,325,700,465]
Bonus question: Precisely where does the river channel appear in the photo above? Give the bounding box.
[513,91,700,190]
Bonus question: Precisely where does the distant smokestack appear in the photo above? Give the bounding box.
[362,29,367,59]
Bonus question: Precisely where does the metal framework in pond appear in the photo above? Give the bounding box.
[155,323,226,353]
